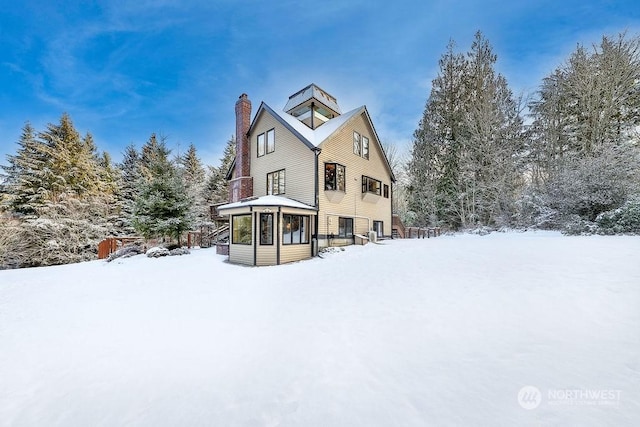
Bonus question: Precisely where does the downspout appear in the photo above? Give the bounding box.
[313,148,321,257]
[390,181,394,238]
[277,206,281,265]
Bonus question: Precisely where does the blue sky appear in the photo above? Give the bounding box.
[1,0,638,167]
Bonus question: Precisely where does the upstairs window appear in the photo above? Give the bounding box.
[266,129,275,153]
[257,133,265,157]
[362,136,369,160]
[325,163,346,191]
[362,175,381,195]
[383,184,389,198]
[353,131,361,156]
[267,169,285,195]
[257,128,275,157]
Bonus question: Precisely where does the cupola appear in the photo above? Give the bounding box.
[283,84,341,129]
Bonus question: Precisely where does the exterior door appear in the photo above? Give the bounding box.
[373,220,383,238]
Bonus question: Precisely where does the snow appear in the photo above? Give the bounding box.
[1,231,639,426]
[217,195,317,212]
[267,103,364,147]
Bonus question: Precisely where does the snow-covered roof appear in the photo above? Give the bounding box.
[284,84,341,115]
[217,195,317,212]
[263,104,365,148]
[251,102,395,182]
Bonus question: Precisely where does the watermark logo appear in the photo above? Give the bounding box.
[518,386,542,410]
[518,386,622,410]
[547,388,621,406]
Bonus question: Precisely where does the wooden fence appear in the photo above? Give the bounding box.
[97,237,143,259]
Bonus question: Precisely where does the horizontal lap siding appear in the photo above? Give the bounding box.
[229,244,253,265]
[256,247,277,266]
[318,112,392,242]
[250,112,316,206]
[280,243,311,264]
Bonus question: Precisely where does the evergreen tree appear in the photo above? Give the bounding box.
[460,32,525,226]
[204,136,236,206]
[133,136,191,243]
[1,114,118,267]
[408,34,524,229]
[117,144,142,234]
[178,143,208,226]
[0,122,47,215]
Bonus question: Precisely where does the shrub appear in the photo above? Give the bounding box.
[596,197,640,234]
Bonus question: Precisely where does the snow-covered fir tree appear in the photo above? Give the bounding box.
[0,114,117,268]
[407,33,525,229]
[133,136,192,243]
[117,144,142,234]
[204,136,236,206]
[0,122,46,215]
[177,143,208,226]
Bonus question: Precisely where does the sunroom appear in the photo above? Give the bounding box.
[216,195,318,266]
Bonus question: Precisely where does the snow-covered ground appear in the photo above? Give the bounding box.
[1,231,639,426]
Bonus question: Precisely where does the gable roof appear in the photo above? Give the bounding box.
[250,102,364,148]
[247,102,396,182]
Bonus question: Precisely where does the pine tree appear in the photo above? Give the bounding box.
[1,115,118,267]
[133,136,192,243]
[204,136,236,206]
[408,40,468,228]
[117,144,142,234]
[178,143,208,226]
[460,32,525,226]
[0,122,47,215]
[407,33,525,229]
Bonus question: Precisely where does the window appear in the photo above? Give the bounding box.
[257,128,275,157]
[283,214,309,245]
[257,133,265,157]
[383,184,389,198]
[232,214,252,245]
[362,175,381,195]
[353,131,361,156]
[338,217,353,237]
[266,129,275,154]
[260,213,273,245]
[362,136,369,160]
[325,163,346,191]
[267,169,285,195]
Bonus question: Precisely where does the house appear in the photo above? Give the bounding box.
[217,84,395,266]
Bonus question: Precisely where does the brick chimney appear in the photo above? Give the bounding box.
[229,93,253,202]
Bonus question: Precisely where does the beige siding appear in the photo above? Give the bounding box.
[223,206,316,266]
[229,243,253,266]
[256,246,277,266]
[228,212,255,265]
[280,243,312,264]
[318,112,393,245]
[279,208,314,264]
[250,112,316,206]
